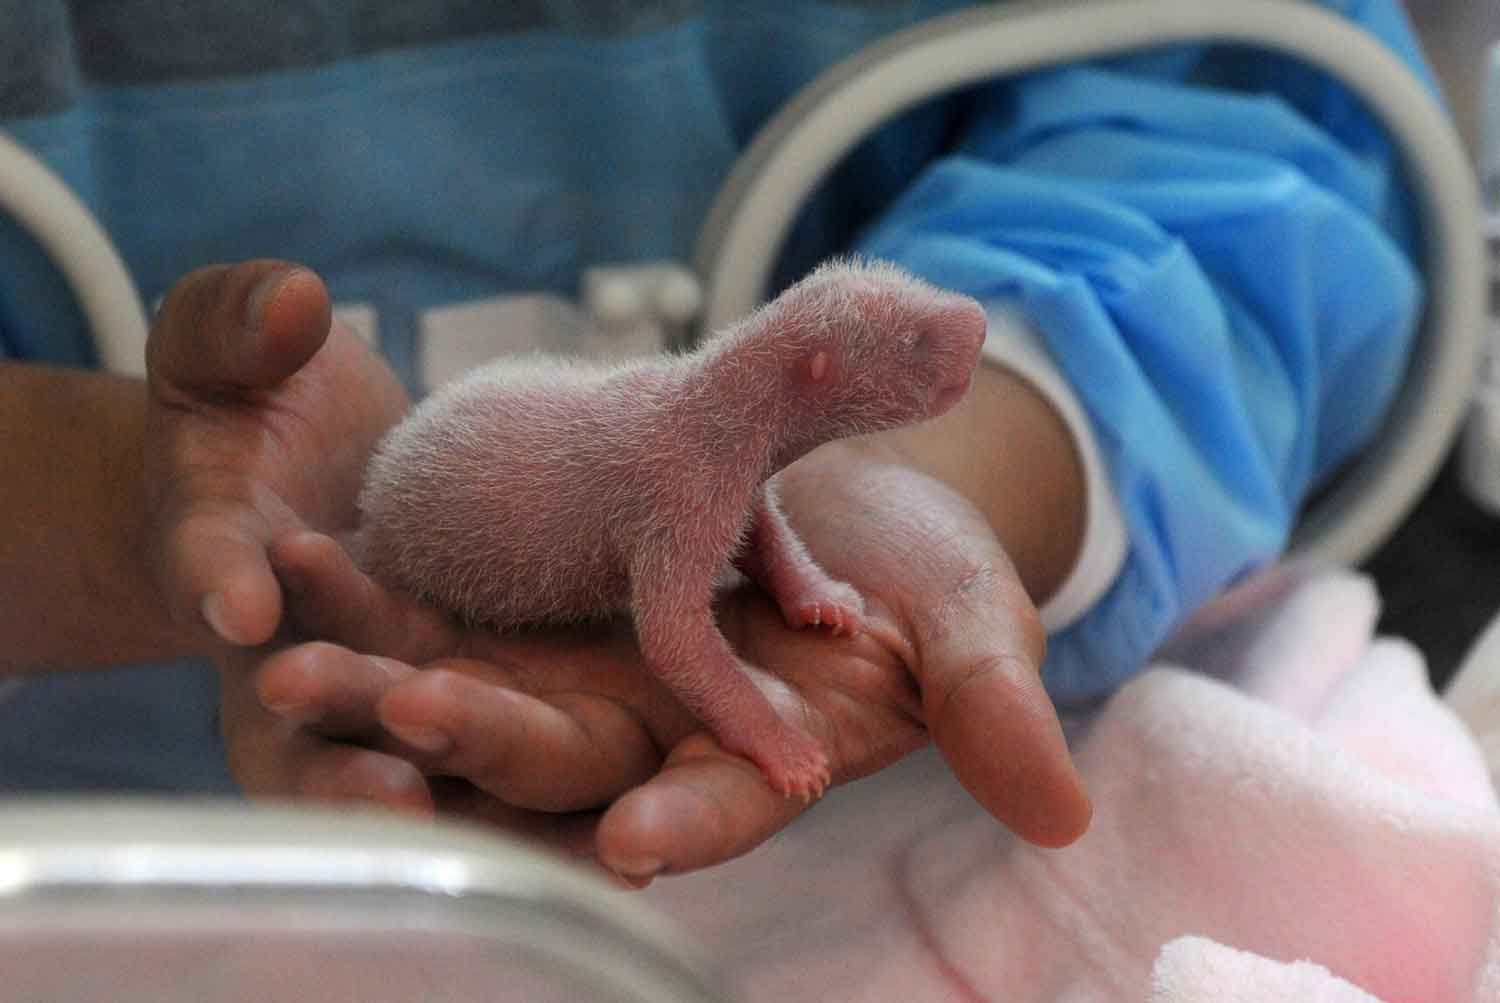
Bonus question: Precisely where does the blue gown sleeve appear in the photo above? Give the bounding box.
[853,0,1433,707]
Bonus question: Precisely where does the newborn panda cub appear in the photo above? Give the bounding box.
[356,259,986,800]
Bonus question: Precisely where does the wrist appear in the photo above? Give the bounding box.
[972,309,1128,632]
[0,363,213,671]
[873,361,1087,608]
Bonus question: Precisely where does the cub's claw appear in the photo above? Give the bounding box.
[751,733,831,803]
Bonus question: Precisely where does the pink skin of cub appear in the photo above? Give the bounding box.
[355,258,987,801]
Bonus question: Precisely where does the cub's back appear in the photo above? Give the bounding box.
[356,355,666,626]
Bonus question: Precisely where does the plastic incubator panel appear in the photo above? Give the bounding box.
[0,801,725,1003]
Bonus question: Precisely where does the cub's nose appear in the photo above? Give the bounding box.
[937,294,987,364]
[922,293,986,416]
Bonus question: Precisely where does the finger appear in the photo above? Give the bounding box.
[270,530,458,663]
[256,641,417,736]
[221,654,432,813]
[293,744,436,816]
[912,561,1092,848]
[424,783,660,889]
[162,500,288,647]
[594,733,807,883]
[147,261,331,398]
[430,779,604,862]
[377,666,662,812]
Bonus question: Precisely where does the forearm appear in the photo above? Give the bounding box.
[872,362,1086,606]
[0,361,201,672]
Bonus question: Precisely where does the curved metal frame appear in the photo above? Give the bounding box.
[694,0,1486,566]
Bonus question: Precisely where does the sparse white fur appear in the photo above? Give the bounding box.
[354,257,987,798]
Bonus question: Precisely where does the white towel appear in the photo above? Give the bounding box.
[642,568,1500,1003]
[1147,938,1384,1003]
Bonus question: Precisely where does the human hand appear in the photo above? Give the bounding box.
[142,260,409,648]
[141,259,424,813]
[237,438,1090,883]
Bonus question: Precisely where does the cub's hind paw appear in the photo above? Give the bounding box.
[783,581,865,637]
[759,742,832,804]
[713,705,831,803]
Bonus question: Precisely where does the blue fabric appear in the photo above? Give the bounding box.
[0,1,970,387]
[0,662,236,794]
[855,1,1430,706]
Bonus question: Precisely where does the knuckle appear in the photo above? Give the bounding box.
[928,650,1035,734]
[151,264,232,341]
[929,558,1046,664]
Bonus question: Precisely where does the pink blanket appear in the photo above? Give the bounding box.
[642,569,1500,1002]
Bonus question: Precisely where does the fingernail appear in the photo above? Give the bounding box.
[263,700,323,727]
[367,656,413,681]
[201,592,241,645]
[610,871,657,891]
[387,723,452,756]
[246,268,295,327]
[608,855,664,881]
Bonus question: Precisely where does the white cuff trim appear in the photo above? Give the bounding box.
[981,304,1128,633]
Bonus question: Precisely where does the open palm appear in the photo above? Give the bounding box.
[235,437,1090,883]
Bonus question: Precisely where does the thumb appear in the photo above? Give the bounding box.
[911,562,1092,848]
[143,260,332,647]
[147,260,331,398]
